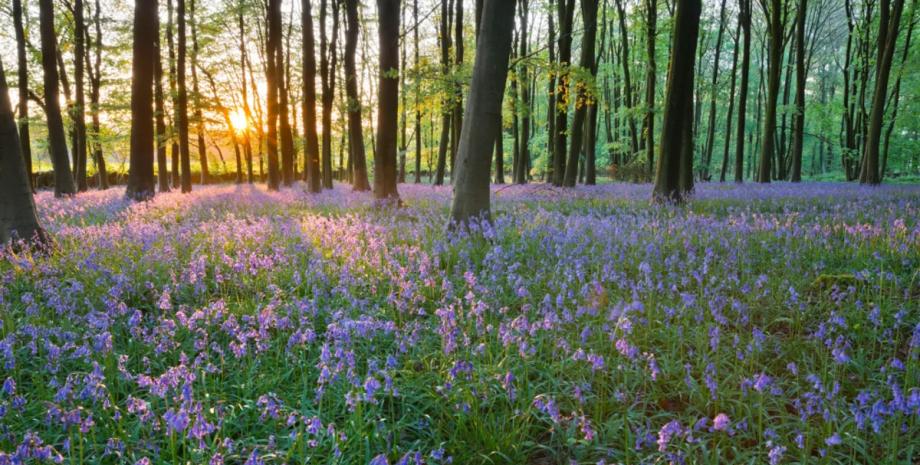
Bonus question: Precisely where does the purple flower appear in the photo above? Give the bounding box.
[656,420,683,452]
[712,413,730,432]
[370,454,389,465]
[825,433,842,446]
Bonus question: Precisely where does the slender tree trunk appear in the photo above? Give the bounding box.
[546,0,556,182]
[126,0,157,200]
[643,0,657,178]
[177,0,192,192]
[278,7,296,187]
[449,0,516,225]
[434,0,451,186]
[450,0,464,179]
[702,0,727,181]
[73,0,89,191]
[155,10,170,193]
[302,0,322,192]
[790,0,807,181]
[563,0,599,187]
[343,0,370,191]
[881,8,914,180]
[515,0,530,184]
[720,14,741,182]
[12,0,33,191]
[319,0,339,189]
[1,58,46,245]
[860,0,904,185]
[239,1,254,184]
[39,0,77,196]
[398,2,408,184]
[190,0,209,185]
[374,0,401,201]
[168,0,180,187]
[734,0,751,182]
[653,0,701,203]
[614,0,640,161]
[414,0,422,184]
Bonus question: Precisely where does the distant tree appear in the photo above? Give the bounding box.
[168,0,180,187]
[653,0,701,203]
[125,0,157,200]
[449,0,516,225]
[735,0,752,182]
[190,0,209,185]
[1,58,46,246]
[614,0,640,163]
[719,12,741,182]
[86,0,108,189]
[701,0,728,181]
[343,0,370,191]
[74,0,89,191]
[38,0,77,197]
[303,0,322,192]
[155,10,170,193]
[319,0,339,189]
[374,0,401,201]
[238,0,255,184]
[413,0,422,184]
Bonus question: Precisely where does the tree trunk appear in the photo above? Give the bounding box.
[614,0,640,162]
[434,0,451,186]
[125,0,157,200]
[72,0,89,191]
[238,1,254,184]
[860,0,904,185]
[563,0,599,187]
[653,0,701,203]
[87,0,107,189]
[449,0,516,226]
[302,0,322,192]
[266,0,283,190]
[701,0,727,181]
[398,2,408,184]
[374,0,401,201]
[719,14,741,182]
[552,0,576,186]
[515,0,530,184]
[319,0,339,189]
[790,0,807,181]
[734,0,751,182]
[278,9,296,187]
[546,0,556,182]
[12,0,33,191]
[757,0,783,183]
[155,10,170,193]
[39,0,77,197]
[168,0,180,187]
[341,0,370,191]
[1,58,46,245]
[177,0,193,192]
[643,0,657,178]
[414,0,423,184]
[190,0,209,185]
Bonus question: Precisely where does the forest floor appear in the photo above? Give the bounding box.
[1,182,919,464]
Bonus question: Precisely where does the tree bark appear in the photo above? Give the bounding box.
[39,0,77,197]
[374,0,401,201]
[177,0,193,192]
[73,0,89,191]
[789,0,807,181]
[342,0,370,191]
[643,0,657,178]
[449,0,516,226]
[734,0,751,182]
[653,0,701,203]
[319,0,339,189]
[414,0,422,184]
[12,0,33,191]
[614,0,640,161]
[125,0,157,201]
[719,14,741,182]
[155,9,170,193]
[302,0,322,192]
[168,0,180,187]
[190,0,209,185]
[514,0,530,184]
[757,0,784,183]
[86,0,107,189]
[552,0,576,186]
[266,0,283,190]
[701,0,728,181]
[563,0,599,187]
[1,58,46,246]
[434,0,452,186]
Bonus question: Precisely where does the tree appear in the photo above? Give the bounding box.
[449,0,516,226]
[551,0,576,186]
[74,0,89,191]
[513,0,530,184]
[38,0,77,197]
[789,0,807,182]
[1,58,46,246]
[563,0,599,187]
[303,0,322,192]
[86,0,108,189]
[12,0,33,191]
[190,0,209,185]
[643,0,657,179]
[319,0,339,189]
[614,0,640,163]
[125,0,157,200]
[757,0,787,183]
[434,0,451,186]
[177,0,193,192]
[652,0,701,203]
[343,0,370,191]
[168,0,180,187]
[155,9,170,193]
[265,0,283,190]
[701,0,728,181]
[374,0,401,201]
[238,0,254,184]
[413,0,422,184]
[860,0,906,184]
[719,12,741,182]
[735,0,751,182]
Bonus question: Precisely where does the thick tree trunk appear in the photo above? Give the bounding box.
[303,0,322,192]
[126,0,157,201]
[39,0,77,197]
[757,0,783,183]
[374,0,401,201]
[652,0,701,203]
[266,0,283,190]
[342,0,370,191]
[278,15,296,187]
[12,0,33,191]
[563,0,599,187]
[552,0,576,186]
[1,58,46,245]
[449,0,516,226]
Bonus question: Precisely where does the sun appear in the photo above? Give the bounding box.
[229,109,248,133]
